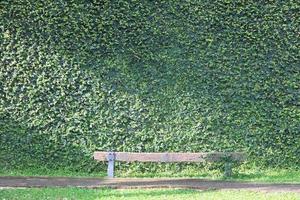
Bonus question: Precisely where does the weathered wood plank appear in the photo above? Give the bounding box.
[93,152,246,163]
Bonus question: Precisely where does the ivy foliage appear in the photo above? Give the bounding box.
[0,0,299,169]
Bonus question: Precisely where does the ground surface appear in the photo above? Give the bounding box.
[1,176,300,193]
[2,188,300,200]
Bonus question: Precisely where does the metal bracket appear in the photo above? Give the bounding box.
[107,152,116,178]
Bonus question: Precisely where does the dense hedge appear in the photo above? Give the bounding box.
[1,0,299,170]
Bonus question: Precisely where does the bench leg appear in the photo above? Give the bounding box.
[224,162,232,177]
[107,152,115,178]
[107,159,114,178]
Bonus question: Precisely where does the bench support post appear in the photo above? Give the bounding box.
[224,162,232,177]
[107,152,115,178]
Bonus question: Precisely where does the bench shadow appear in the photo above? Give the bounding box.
[222,172,265,180]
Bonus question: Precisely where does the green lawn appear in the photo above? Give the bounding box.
[1,167,300,183]
[1,188,300,200]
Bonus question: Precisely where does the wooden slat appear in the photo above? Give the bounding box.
[93,152,246,163]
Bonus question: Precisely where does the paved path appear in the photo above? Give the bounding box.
[1,177,300,192]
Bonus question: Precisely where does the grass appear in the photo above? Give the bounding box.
[229,169,300,183]
[1,188,300,200]
[0,167,106,178]
[1,166,300,183]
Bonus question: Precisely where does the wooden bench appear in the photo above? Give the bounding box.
[93,151,246,178]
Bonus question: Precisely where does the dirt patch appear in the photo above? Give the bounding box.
[1,176,300,192]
